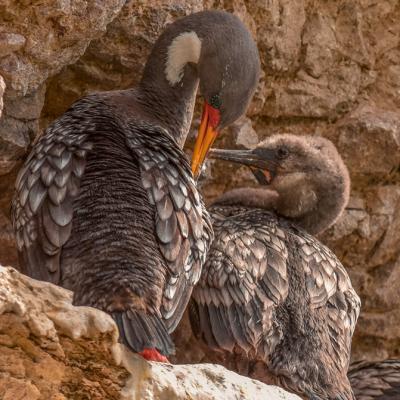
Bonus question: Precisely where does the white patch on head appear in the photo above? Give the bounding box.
[165,31,201,85]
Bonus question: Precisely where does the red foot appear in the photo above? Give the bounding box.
[139,348,169,363]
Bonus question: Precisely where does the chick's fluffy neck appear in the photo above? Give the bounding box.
[214,169,348,235]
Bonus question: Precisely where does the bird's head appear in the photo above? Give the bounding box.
[183,11,261,177]
[210,134,350,234]
[142,10,260,177]
[210,134,346,189]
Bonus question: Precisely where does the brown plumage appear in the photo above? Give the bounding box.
[11,10,260,361]
[190,134,360,399]
[348,360,400,400]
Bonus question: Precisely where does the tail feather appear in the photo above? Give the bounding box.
[112,310,175,356]
[19,245,60,284]
[189,299,236,352]
[208,303,235,352]
[152,315,175,354]
[188,299,201,338]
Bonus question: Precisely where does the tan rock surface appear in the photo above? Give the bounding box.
[0,75,4,117]
[0,0,399,372]
[0,266,300,400]
[0,265,127,399]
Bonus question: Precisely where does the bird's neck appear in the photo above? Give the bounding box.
[274,172,349,235]
[215,172,349,235]
[138,27,202,148]
[213,187,279,210]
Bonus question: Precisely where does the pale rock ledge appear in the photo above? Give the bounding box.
[0,266,300,400]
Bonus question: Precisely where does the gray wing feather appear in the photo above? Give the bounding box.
[11,125,91,283]
[192,207,289,358]
[296,229,361,371]
[348,360,400,400]
[126,127,212,333]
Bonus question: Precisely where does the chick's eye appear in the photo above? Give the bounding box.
[210,94,222,109]
[277,147,289,159]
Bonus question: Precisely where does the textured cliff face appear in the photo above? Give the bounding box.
[0,0,399,368]
[0,266,300,400]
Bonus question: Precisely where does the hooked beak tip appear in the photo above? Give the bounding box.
[191,102,220,178]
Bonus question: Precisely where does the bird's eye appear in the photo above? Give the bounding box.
[210,94,222,109]
[277,147,289,159]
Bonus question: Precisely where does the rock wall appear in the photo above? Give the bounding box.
[0,0,399,366]
[0,266,300,400]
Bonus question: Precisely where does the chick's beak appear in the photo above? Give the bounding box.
[191,101,220,178]
[208,148,258,166]
[209,148,278,185]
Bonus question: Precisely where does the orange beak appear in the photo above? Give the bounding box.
[191,101,220,178]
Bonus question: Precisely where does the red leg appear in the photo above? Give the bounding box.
[139,348,170,363]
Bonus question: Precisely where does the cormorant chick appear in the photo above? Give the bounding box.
[190,134,360,400]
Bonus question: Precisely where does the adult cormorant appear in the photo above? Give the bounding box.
[12,10,260,362]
